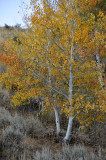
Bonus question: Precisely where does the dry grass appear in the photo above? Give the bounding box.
[0,27,14,42]
[0,85,9,95]
[0,64,7,75]
[0,26,29,43]
[0,102,106,160]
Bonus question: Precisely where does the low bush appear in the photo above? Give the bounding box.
[13,36,21,44]
[55,145,105,160]
[32,145,106,160]
[2,126,25,159]
[0,107,45,159]
[0,65,7,75]
[0,107,13,128]
[0,106,45,136]
[3,125,25,141]
[33,147,52,160]
[10,113,45,136]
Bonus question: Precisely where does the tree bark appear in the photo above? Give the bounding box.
[46,23,61,136]
[96,52,104,90]
[63,24,74,142]
[54,107,61,135]
[63,116,73,142]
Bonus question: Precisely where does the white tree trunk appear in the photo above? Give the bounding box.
[63,116,73,142]
[54,108,61,135]
[47,24,61,136]
[63,25,74,142]
[96,53,104,90]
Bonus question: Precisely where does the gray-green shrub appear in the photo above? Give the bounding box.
[55,145,105,160]
[33,148,52,160]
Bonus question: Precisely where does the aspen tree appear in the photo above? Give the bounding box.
[0,0,105,142]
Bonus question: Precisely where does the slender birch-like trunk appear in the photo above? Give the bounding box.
[47,20,61,135]
[94,25,104,90]
[48,48,61,136]
[96,51,104,90]
[48,52,61,135]
[54,107,61,135]
[63,26,74,142]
